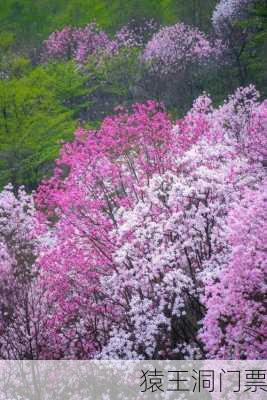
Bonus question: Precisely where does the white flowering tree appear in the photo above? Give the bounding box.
[0,185,49,359]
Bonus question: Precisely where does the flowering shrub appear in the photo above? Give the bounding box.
[42,20,157,64]
[98,145,249,359]
[98,88,266,359]
[142,22,223,75]
[1,0,266,361]
[200,186,267,359]
[36,101,174,358]
[107,19,158,54]
[42,23,110,63]
[33,86,266,359]
[0,73,265,359]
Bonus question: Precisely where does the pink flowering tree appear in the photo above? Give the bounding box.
[36,101,174,358]
[209,84,267,163]
[98,87,266,359]
[200,185,267,359]
[42,21,157,65]
[36,86,266,359]
[143,22,222,76]
[98,145,251,359]
[41,26,75,61]
[106,19,158,55]
[42,23,110,63]
[141,22,224,111]
[0,86,263,360]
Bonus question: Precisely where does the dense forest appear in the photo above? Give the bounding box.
[0,0,266,361]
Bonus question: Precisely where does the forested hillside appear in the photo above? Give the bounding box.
[0,0,266,190]
[1,1,216,44]
[0,1,266,361]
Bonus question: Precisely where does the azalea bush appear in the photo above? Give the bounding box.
[42,21,158,65]
[0,84,265,360]
[42,24,110,63]
[0,0,266,363]
[200,186,267,359]
[142,22,222,75]
[22,85,265,359]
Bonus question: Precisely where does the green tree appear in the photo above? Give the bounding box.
[239,0,267,96]
[160,0,217,30]
[0,61,87,190]
[0,0,217,49]
[81,47,143,121]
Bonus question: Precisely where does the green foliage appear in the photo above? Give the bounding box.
[81,48,143,121]
[160,0,217,30]
[0,0,52,50]
[0,32,31,78]
[0,0,217,50]
[0,0,157,48]
[238,0,267,96]
[0,61,87,190]
[34,62,89,117]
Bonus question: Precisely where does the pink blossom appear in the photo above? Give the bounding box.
[142,22,223,75]
[34,87,266,359]
[200,186,267,359]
